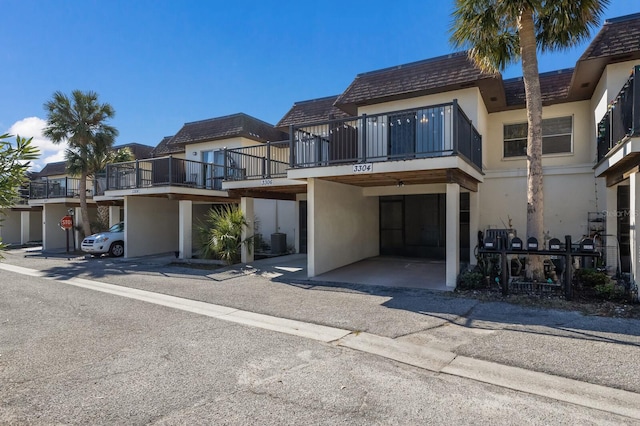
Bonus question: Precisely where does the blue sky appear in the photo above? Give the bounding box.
[2,0,638,170]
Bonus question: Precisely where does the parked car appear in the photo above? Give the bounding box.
[81,222,125,257]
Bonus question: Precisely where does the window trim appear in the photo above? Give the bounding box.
[502,115,574,159]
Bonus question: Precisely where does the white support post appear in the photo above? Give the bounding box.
[20,211,30,244]
[630,174,640,286]
[446,183,460,289]
[179,200,193,259]
[469,189,480,266]
[108,205,121,227]
[241,197,255,263]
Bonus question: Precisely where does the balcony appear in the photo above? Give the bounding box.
[224,101,482,187]
[225,141,290,180]
[29,177,90,200]
[106,156,230,191]
[597,65,640,162]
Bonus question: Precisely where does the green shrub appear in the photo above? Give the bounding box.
[594,282,627,300]
[457,270,486,290]
[196,204,253,265]
[574,268,610,289]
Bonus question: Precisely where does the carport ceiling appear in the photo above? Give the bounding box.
[318,169,479,191]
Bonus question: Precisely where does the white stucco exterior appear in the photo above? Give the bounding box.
[125,196,179,257]
[307,178,379,277]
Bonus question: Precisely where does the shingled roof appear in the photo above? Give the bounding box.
[36,161,67,177]
[503,68,574,107]
[580,13,640,61]
[335,52,500,114]
[113,142,154,159]
[166,113,288,150]
[151,136,183,157]
[276,95,351,129]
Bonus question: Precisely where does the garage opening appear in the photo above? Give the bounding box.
[379,193,469,262]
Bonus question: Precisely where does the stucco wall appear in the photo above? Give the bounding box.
[595,60,640,122]
[185,137,261,160]
[29,210,43,242]
[125,196,179,257]
[42,203,71,250]
[308,178,379,276]
[254,199,296,251]
[484,100,593,170]
[0,210,21,244]
[480,170,601,241]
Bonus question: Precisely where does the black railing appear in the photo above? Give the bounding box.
[106,156,234,191]
[597,65,640,162]
[93,172,107,196]
[222,101,482,182]
[28,177,89,199]
[225,141,290,181]
[288,100,482,170]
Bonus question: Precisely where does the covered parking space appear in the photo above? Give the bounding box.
[238,254,448,291]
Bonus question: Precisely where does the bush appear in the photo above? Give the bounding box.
[594,282,627,301]
[196,204,253,265]
[574,268,610,289]
[457,270,487,290]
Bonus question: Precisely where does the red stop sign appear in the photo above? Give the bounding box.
[60,215,73,230]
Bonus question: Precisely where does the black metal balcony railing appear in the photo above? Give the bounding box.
[289,100,482,170]
[225,140,290,180]
[222,101,482,182]
[28,177,88,200]
[597,65,640,162]
[106,157,234,191]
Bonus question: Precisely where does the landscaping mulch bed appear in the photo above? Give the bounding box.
[454,287,640,319]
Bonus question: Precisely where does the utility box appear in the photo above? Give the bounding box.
[271,232,287,255]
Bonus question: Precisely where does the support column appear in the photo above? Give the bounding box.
[469,189,480,266]
[446,183,460,288]
[630,174,640,286]
[178,200,193,259]
[108,205,121,227]
[241,197,254,263]
[307,179,316,277]
[20,211,31,244]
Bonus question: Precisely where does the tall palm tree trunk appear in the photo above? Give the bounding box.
[520,8,545,281]
[79,171,92,238]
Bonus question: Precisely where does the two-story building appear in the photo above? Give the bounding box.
[25,143,154,251]
[221,12,640,288]
[104,113,297,260]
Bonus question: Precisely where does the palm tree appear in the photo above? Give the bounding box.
[43,90,118,238]
[66,140,133,232]
[450,0,608,280]
[196,204,253,264]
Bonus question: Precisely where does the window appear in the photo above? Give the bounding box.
[503,116,573,158]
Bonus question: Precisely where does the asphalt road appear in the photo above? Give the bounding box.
[0,268,634,425]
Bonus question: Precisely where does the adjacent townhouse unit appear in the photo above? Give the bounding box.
[26,142,154,251]
[220,12,640,288]
[104,113,297,260]
[0,176,42,246]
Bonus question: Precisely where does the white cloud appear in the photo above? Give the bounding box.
[6,117,68,172]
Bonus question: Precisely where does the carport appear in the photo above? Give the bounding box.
[242,254,447,291]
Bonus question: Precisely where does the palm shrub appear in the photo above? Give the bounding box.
[197,204,253,264]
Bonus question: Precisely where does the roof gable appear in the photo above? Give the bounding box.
[276,95,351,128]
[166,113,288,149]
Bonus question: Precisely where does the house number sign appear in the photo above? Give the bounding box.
[353,163,373,173]
[261,179,273,186]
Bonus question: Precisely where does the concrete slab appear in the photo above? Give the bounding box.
[313,256,448,291]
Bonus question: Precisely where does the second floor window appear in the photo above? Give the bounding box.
[503,116,573,158]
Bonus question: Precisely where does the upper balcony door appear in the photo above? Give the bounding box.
[386,106,453,159]
[202,150,225,190]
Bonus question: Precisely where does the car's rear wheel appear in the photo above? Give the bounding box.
[109,242,124,257]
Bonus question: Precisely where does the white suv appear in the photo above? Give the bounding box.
[81,222,125,257]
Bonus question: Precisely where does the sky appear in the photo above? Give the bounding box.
[3,0,639,171]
